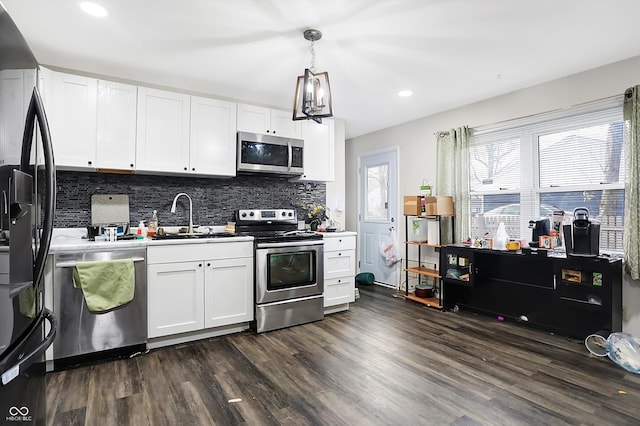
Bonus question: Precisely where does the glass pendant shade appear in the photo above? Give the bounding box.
[293,68,333,123]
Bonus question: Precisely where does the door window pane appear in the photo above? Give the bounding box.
[366,163,389,221]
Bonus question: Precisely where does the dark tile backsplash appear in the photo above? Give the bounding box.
[53,171,326,228]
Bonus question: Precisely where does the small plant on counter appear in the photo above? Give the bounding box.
[302,203,329,230]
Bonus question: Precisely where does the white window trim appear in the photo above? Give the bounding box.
[470,96,624,249]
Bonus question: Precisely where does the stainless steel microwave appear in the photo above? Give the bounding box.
[237,131,304,176]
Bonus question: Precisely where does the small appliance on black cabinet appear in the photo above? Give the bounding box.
[563,207,600,258]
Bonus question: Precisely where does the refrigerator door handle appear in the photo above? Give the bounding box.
[20,86,56,291]
[0,309,57,386]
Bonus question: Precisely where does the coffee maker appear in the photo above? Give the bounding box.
[563,207,600,257]
[528,218,550,248]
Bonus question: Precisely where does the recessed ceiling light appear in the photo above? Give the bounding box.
[398,90,413,97]
[80,2,108,17]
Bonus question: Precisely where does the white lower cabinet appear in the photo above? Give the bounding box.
[323,234,356,311]
[148,261,205,338]
[204,257,253,328]
[147,242,253,339]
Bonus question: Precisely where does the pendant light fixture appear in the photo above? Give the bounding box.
[293,29,333,123]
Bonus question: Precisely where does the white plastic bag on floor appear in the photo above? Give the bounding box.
[380,229,399,266]
[606,332,640,374]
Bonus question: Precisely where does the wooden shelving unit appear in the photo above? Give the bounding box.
[405,265,439,277]
[404,293,443,309]
[403,214,454,310]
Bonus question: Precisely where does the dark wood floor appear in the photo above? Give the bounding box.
[47,285,640,425]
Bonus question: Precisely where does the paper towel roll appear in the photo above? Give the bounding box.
[427,220,440,245]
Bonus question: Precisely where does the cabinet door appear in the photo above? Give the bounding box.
[204,257,253,328]
[147,261,204,338]
[136,87,190,173]
[270,108,301,138]
[297,118,334,181]
[48,72,97,169]
[324,249,355,280]
[190,96,236,176]
[96,81,137,171]
[237,103,271,135]
[324,276,355,307]
[0,69,29,166]
[441,248,474,286]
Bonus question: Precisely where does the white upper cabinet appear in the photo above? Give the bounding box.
[136,87,191,174]
[296,118,335,182]
[237,104,301,139]
[96,81,137,171]
[270,108,301,139]
[190,96,237,176]
[47,71,97,169]
[0,69,32,166]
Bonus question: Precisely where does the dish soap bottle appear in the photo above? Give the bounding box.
[148,210,158,237]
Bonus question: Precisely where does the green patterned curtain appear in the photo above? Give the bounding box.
[623,87,640,280]
[436,127,470,243]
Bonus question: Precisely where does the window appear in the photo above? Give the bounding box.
[365,163,389,221]
[470,99,624,251]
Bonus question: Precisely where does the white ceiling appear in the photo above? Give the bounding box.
[4,0,640,139]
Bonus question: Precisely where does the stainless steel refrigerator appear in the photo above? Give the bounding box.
[0,4,57,424]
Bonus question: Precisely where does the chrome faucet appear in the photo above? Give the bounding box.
[170,193,194,234]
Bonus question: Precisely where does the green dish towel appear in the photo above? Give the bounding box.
[18,285,35,319]
[73,259,135,313]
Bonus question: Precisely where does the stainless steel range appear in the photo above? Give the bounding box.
[235,209,324,333]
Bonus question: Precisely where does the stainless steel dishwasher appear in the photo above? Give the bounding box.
[52,247,147,368]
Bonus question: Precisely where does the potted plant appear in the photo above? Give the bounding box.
[303,203,328,231]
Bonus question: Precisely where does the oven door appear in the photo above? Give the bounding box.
[255,240,324,304]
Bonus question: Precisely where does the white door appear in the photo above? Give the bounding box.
[358,148,399,287]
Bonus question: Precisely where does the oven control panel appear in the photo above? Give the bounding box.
[236,209,297,224]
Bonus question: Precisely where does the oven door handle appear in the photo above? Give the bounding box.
[257,240,323,249]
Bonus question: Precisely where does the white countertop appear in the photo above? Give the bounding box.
[49,228,253,252]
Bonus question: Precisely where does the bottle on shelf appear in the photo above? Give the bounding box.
[148,210,158,237]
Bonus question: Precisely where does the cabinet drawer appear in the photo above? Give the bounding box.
[324,249,355,279]
[148,242,253,264]
[324,276,355,307]
[323,235,356,252]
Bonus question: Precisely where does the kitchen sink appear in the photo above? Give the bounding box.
[152,232,237,240]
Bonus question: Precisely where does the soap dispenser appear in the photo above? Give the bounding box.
[136,220,146,239]
[148,210,159,237]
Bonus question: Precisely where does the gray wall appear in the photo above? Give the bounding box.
[346,54,640,336]
[54,171,325,228]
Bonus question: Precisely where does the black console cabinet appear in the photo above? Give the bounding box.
[441,245,622,339]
